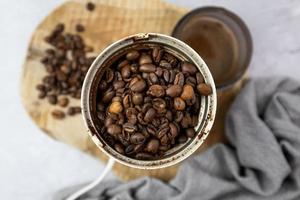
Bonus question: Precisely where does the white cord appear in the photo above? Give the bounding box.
[66,157,115,200]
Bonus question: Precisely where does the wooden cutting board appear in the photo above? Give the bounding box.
[20,0,245,181]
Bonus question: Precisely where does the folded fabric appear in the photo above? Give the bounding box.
[55,77,300,200]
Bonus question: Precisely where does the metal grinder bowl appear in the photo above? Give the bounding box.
[81,33,217,169]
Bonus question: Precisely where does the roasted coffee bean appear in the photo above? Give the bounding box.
[181,84,195,100]
[76,24,85,32]
[142,103,152,113]
[196,72,204,84]
[181,61,197,75]
[139,63,156,73]
[178,135,187,143]
[174,97,185,111]
[186,128,196,138]
[174,72,184,86]
[104,117,114,127]
[112,96,122,102]
[166,85,182,97]
[102,90,115,103]
[51,110,65,119]
[175,111,184,123]
[155,67,163,77]
[74,106,81,113]
[153,98,166,110]
[186,77,197,87]
[109,101,123,114]
[147,85,165,97]
[86,2,95,11]
[125,145,135,155]
[163,69,170,82]
[137,112,147,125]
[152,47,164,63]
[165,110,173,121]
[130,79,146,92]
[134,144,144,153]
[122,94,131,108]
[130,63,138,73]
[118,60,129,68]
[105,68,114,83]
[144,108,156,122]
[38,91,47,99]
[148,73,158,84]
[123,122,137,133]
[197,83,212,96]
[97,112,105,121]
[146,124,157,135]
[57,97,69,107]
[181,113,192,128]
[128,114,137,125]
[48,95,57,105]
[164,53,177,66]
[107,124,122,136]
[113,80,125,90]
[169,122,179,138]
[159,60,172,69]
[130,133,146,144]
[139,54,152,65]
[146,139,159,153]
[132,93,143,105]
[126,50,140,61]
[114,143,124,154]
[67,107,76,116]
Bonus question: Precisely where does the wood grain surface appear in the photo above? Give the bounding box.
[20,0,245,181]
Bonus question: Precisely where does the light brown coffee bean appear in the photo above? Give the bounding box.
[51,110,65,119]
[147,85,165,97]
[181,84,195,100]
[109,101,123,114]
[139,63,156,73]
[174,97,185,111]
[146,139,159,153]
[197,83,212,96]
[166,85,182,97]
[126,50,140,60]
[58,97,69,107]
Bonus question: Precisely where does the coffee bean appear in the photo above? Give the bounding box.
[86,2,95,11]
[144,108,156,122]
[109,101,123,114]
[51,110,65,119]
[118,60,129,68]
[73,106,81,113]
[104,117,114,127]
[153,98,166,111]
[114,143,124,154]
[181,62,197,75]
[169,122,179,138]
[147,85,165,97]
[126,50,140,61]
[178,135,187,143]
[125,145,135,155]
[174,97,185,111]
[186,128,195,138]
[196,72,204,84]
[181,84,195,100]
[166,85,182,97]
[67,107,76,116]
[105,68,114,83]
[163,69,170,82]
[102,90,115,103]
[113,80,125,90]
[130,79,146,92]
[38,91,47,99]
[112,96,122,102]
[132,93,143,105]
[58,97,69,107]
[165,110,173,121]
[149,73,158,84]
[152,47,164,63]
[130,133,146,144]
[146,139,159,153]
[139,64,156,73]
[123,122,137,133]
[181,113,192,128]
[174,72,185,86]
[48,95,57,105]
[159,60,172,69]
[155,67,163,77]
[76,24,85,32]
[186,77,197,87]
[139,54,152,65]
[197,83,212,96]
[107,124,122,136]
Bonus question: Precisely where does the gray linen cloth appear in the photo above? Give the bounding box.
[56,78,300,200]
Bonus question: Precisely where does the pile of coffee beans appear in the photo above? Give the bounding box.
[96,46,212,160]
[36,22,96,119]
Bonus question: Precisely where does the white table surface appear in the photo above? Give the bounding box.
[0,0,299,199]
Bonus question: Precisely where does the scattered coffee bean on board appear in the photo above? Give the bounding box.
[96,46,212,160]
[36,23,96,119]
[86,2,95,11]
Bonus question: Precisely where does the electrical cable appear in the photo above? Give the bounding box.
[66,157,115,200]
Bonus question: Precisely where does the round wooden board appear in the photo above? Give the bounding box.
[20,0,244,181]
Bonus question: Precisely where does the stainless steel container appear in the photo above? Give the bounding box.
[81,33,217,169]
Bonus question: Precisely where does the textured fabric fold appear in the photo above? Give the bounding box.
[55,77,300,200]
